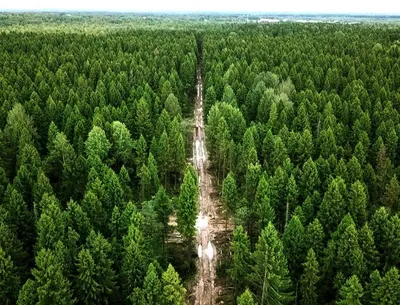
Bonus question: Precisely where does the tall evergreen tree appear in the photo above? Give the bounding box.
[162,264,186,305]
[336,275,363,305]
[282,215,305,279]
[228,226,251,297]
[249,222,293,305]
[300,248,320,305]
[237,289,257,305]
[143,263,162,305]
[0,245,20,305]
[32,248,75,305]
[177,166,198,244]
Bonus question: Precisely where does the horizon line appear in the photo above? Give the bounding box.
[1,10,400,16]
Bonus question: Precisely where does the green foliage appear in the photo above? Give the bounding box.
[177,166,198,242]
[228,226,251,296]
[143,263,162,305]
[222,172,238,212]
[2,15,400,305]
[31,248,75,305]
[282,215,305,279]
[162,264,186,305]
[300,248,320,305]
[336,275,363,305]
[85,126,111,163]
[0,245,20,304]
[237,289,257,305]
[249,222,293,305]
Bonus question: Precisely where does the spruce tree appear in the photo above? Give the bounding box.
[162,264,186,305]
[0,245,20,304]
[249,222,293,305]
[282,215,305,279]
[336,275,363,305]
[75,249,100,305]
[300,248,320,305]
[237,289,257,305]
[222,171,238,213]
[143,263,162,305]
[228,226,251,296]
[317,177,346,235]
[348,181,367,228]
[358,224,379,275]
[372,267,400,305]
[177,166,198,244]
[32,248,75,305]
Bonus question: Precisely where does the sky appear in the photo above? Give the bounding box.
[1,0,400,15]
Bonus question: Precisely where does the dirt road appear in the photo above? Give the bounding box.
[192,66,233,305]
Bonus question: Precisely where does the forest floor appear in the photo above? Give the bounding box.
[191,65,235,305]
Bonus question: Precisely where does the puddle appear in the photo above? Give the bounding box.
[206,241,214,260]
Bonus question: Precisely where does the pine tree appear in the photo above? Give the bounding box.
[358,224,379,275]
[75,249,100,305]
[370,207,392,266]
[81,191,107,235]
[0,245,20,305]
[111,121,133,166]
[85,126,111,163]
[65,200,92,245]
[336,222,365,279]
[162,264,186,305]
[317,177,346,235]
[85,231,116,302]
[36,201,66,251]
[118,165,133,202]
[165,93,182,118]
[147,153,160,196]
[348,181,367,227]
[135,98,152,140]
[228,226,251,296]
[17,278,37,305]
[168,119,186,187]
[255,175,275,232]
[129,287,146,305]
[282,215,305,279]
[2,185,33,248]
[121,224,147,297]
[300,248,320,305]
[249,222,293,305]
[304,218,325,263]
[336,275,363,305]
[177,166,198,243]
[222,172,238,213]
[102,167,123,214]
[135,134,148,171]
[271,136,288,170]
[363,270,381,305]
[285,175,299,228]
[372,267,400,305]
[32,248,75,305]
[154,186,172,245]
[300,158,320,200]
[382,175,400,213]
[138,164,151,202]
[237,289,257,305]
[157,131,170,188]
[33,170,53,206]
[143,263,162,305]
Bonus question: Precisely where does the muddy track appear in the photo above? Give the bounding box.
[192,63,234,305]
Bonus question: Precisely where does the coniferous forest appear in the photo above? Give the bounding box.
[0,13,400,305]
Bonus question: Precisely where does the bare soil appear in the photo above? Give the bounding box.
[191,67,234,305]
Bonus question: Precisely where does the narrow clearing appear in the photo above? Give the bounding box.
[192,65,234,304]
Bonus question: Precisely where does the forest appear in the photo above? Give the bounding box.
[0,13,400,305]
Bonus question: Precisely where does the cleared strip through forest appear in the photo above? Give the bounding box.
[192,44,234,305]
